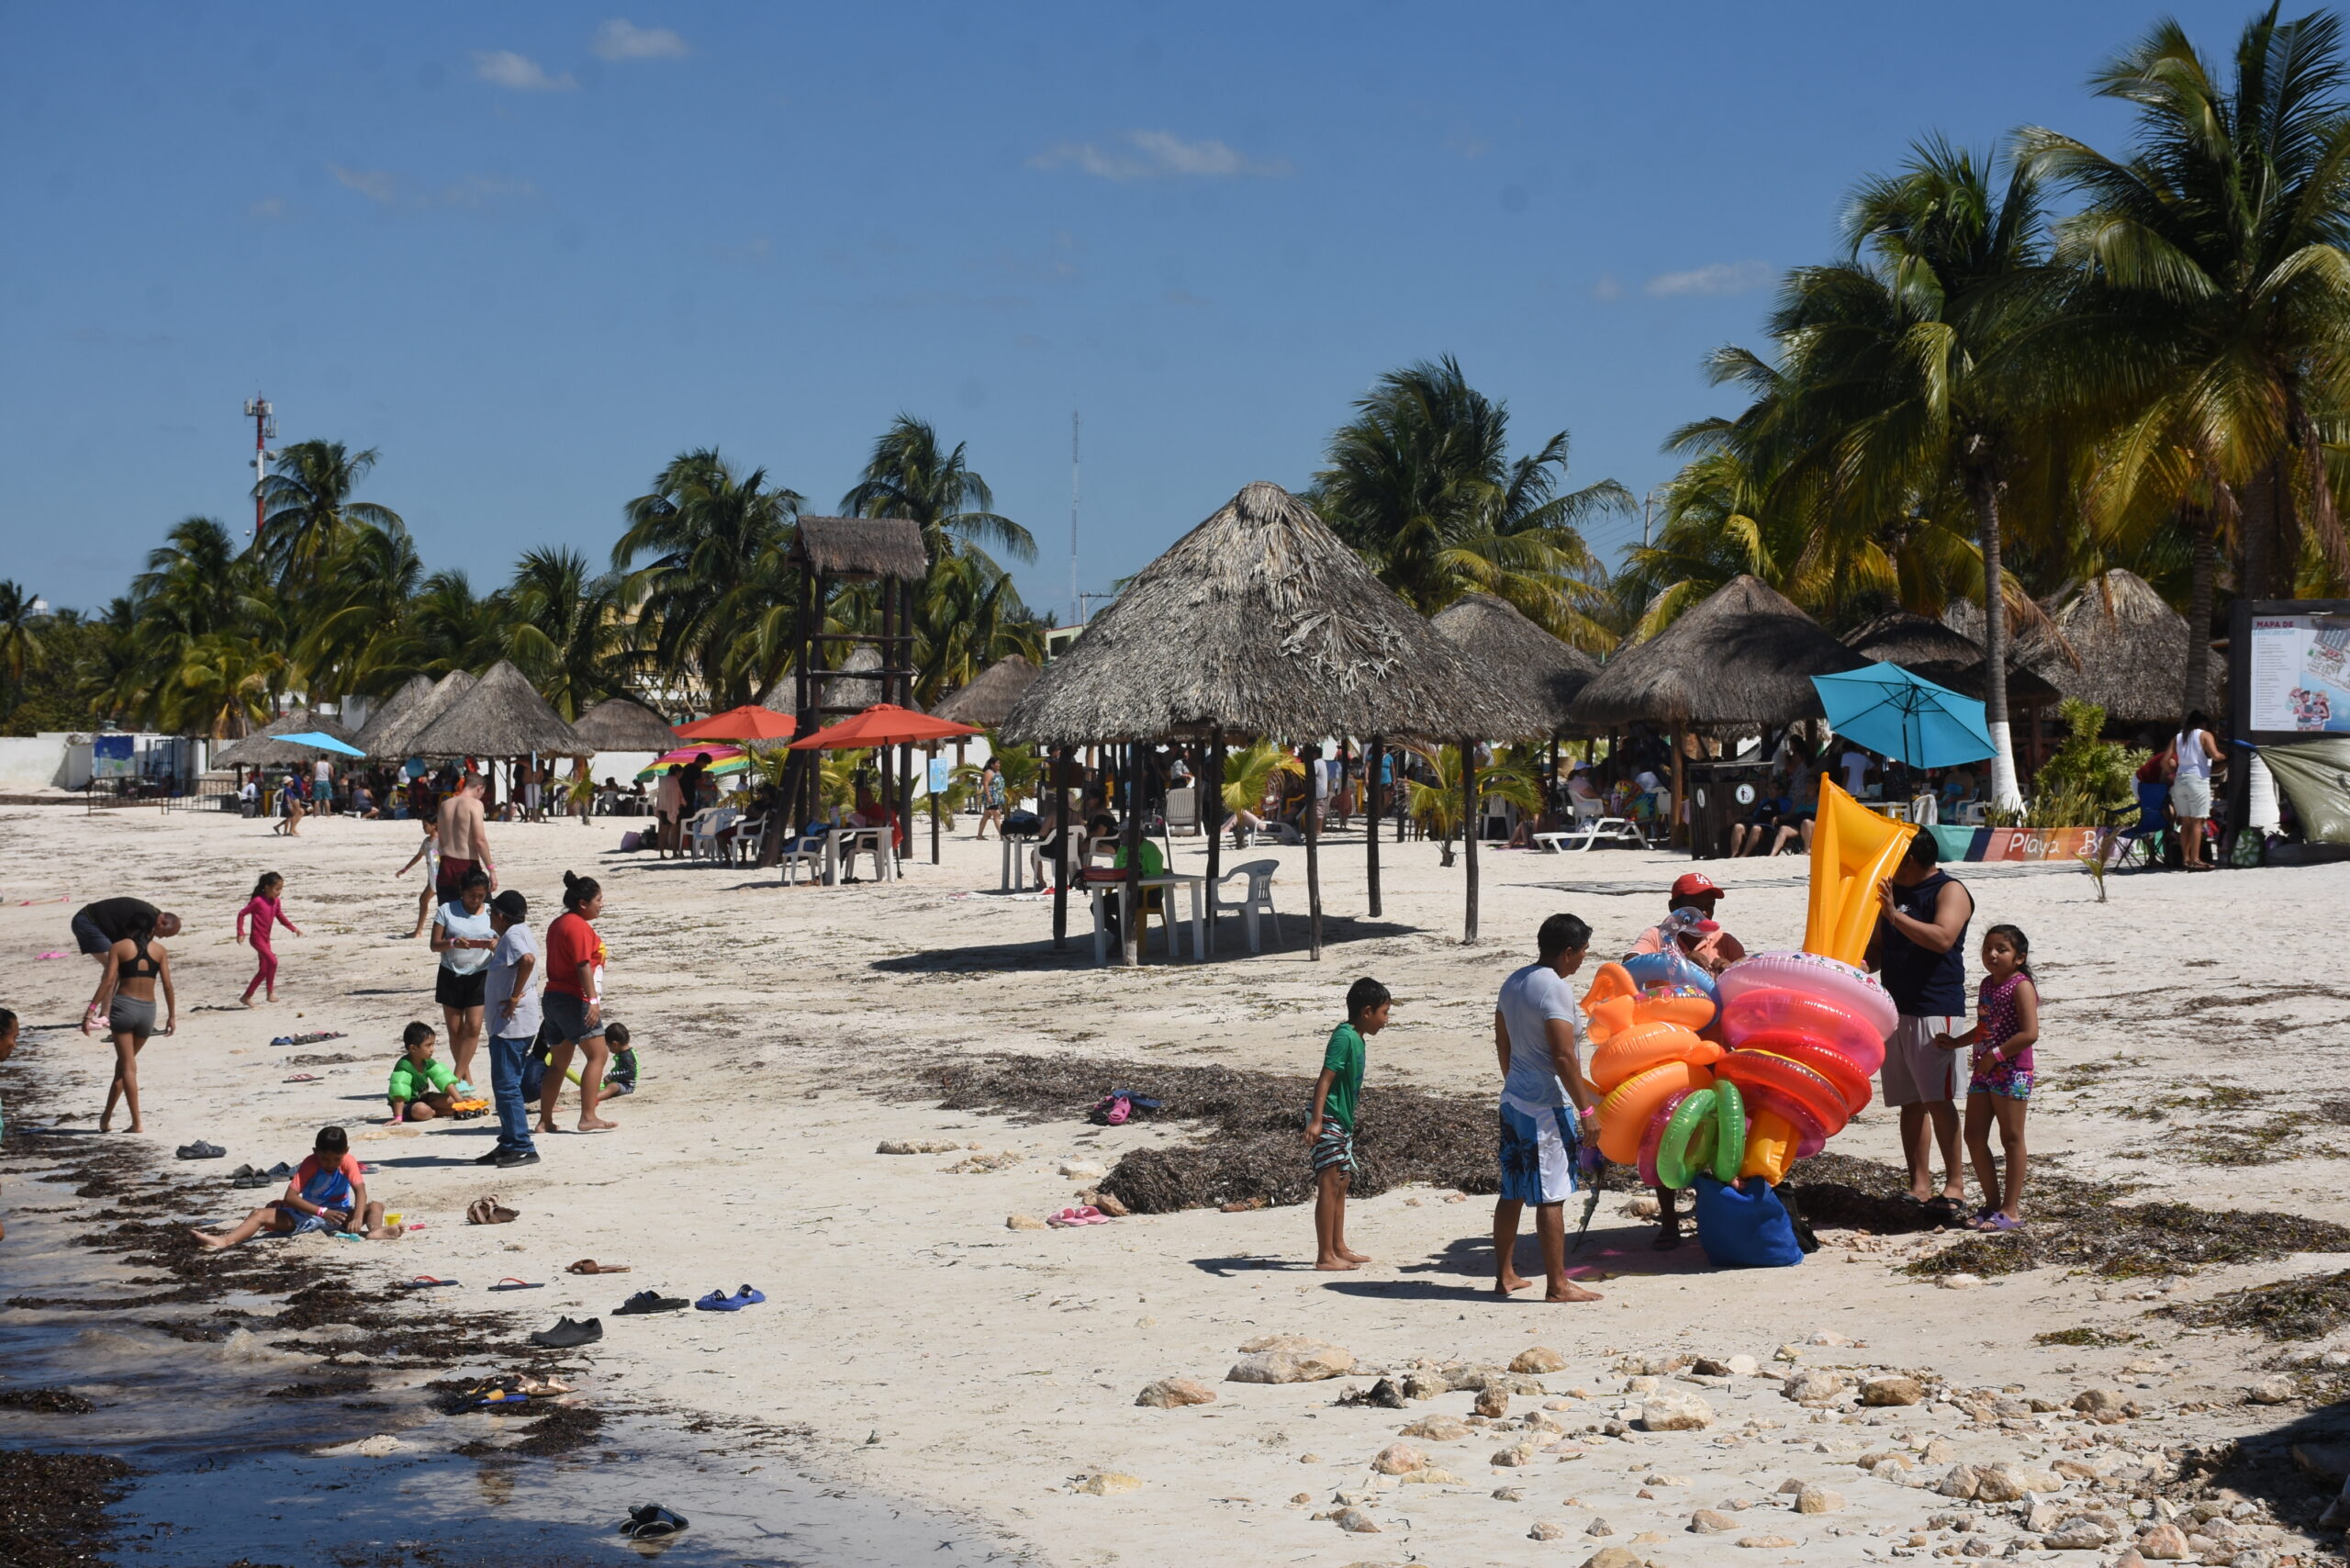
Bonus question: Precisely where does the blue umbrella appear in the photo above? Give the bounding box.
[1810,665,1995,767]
[274,731,365,757]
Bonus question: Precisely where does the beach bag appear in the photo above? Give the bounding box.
[619,830,643,852]
[1003,809,1040,836]
[1690,1174,1805,1269]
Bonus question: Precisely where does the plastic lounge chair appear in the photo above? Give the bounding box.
[1211,858,1283,953]
[1550,801,1648,852]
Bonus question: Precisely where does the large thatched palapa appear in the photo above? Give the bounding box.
[1430,592,1600,737]
[1843,613,2059,705]
[350,675,434,756]
[211,708,359,769]
[1569,575,1866,732]
[933,655,1040,730]
[364,670,477,761]
[571,696,680,753]
[2028,571,2199,727]
[406,661,590,759]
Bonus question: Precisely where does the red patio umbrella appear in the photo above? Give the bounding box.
[787,703,979,749]
[677,705,797,743]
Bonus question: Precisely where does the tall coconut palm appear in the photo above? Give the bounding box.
[506,546,628,719]
[293,521,425,702]
[613,448,804,710]
[161,635,285,739]
[257,440,406,590]
[1312,356,1630,645]
[840,415,1035,567]
[0,580,43,719]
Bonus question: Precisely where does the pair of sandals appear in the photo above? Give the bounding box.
[621,1505,688,1540]
[176,1141,227,1160]
[465,1196,519,1226]
[228,1161,293,1189]
[692,1285,765,1312]
[1046,1205,1110,1227]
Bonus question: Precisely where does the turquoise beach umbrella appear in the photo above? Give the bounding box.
[1809,665,1995,768]
[273,732,365,757]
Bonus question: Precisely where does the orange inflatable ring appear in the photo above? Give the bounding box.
[1590,1020,1719,1094]
[1734,1030,1873,1116]
[1597,1059,1716,1165]
[1636,985,1720,1034]
[1740,1107,1798,1183]
[1715,1050,1851,1138]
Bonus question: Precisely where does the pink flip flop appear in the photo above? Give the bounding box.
[283,1073,320,1083]
[1046,1205,1110,1228]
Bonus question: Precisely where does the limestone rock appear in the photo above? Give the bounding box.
[1934,1271,1982,1290]
[1093,1192,1130,1218]
[1796,1486,1845,1515]
[1937,1463,1982,1500]
[1863,1374,1925,1406]
[1639,1390,1717,1431]
[1399,1369,1449,1402]
[1782,1370,1848,1406]
[1006,1213,1048,1231]
[1492,1443,1538,1467]
[2072,1389,2126,1415]
[1691,1508,1740,1534]
[1058,1159,1105,1179]
[1583,1550,1642,1568]
[1738,1536,1798,1549]
[1475,1385,1510,1417]
[1241,1333,1337,1353]
[1585,1518,1616,1537]
[1333,1506,1381,1534]
[1399,1467,1460,1485]
[1077,1473,1142,1495]
[1228,1344,1355,1383]
[1371,1443,1425,1475]
[1920,1437,1956,1464]
[2042,1517,2112,1550]
[1513,1346,1570,1374]
[1975,1464,2033,1503]
[1401,1415,1472,1441]
[1531,1520,1572,1540]
[877,1138,962,1154]
[1135,1378,1216,1409]
[2136,1523,2190,1561]
[2245,1376,2298,1406]
[953,1151,1023,1172]
[1492,1485,1525,1500]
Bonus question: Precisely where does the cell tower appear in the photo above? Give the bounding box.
[1069,409,1080,626]
[243,393,277,539]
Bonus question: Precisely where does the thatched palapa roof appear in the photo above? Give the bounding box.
[1942,570,2201,726]
[571,697,680,752]
[1568,575,1866,732]
[364,670,478,760]
[1843,613,2059,705]
[212,708,359,769]
[351,675,434,756]
[406,661,590,759]
[793,516,928,581]
[933,655,1040,730]
[1430,593,1601,737]
[1001,482,1542,745]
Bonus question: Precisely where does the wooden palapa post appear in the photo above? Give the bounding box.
[1304,740,1324,961]
[1671,727,1687,854]
[1461,735,1480,944]
[1052,745,1072,950]
[1120,742,1143,968]
[1365,734,1383,919]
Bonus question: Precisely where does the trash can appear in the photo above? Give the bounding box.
[1683,759,1771,861]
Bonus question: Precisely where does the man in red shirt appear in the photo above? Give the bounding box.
[1628,872,1745,976]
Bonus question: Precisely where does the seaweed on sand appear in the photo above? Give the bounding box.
[2165,1270,2350,1340]
[0,1450,130,1568]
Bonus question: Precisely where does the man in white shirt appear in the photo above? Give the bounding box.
[1493,913,1604,1305]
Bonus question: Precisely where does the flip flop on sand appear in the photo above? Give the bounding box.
[1046,1205,1110,1228]
[565,1259,631,1275]
[694,1289,745,1312]
[175,1141,227,1159]
[489,1277,543,1292]
[465,1197,520,1226]
[405,1275,461,1289]
[282,1073,321,1083]
[614,1290,688,1315]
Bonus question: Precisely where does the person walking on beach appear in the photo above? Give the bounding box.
[974,757,1007,841]
[655,763,684,858]
[71,899,178,1029]
[480,889,543,1168]
[84,905,174,1132]
[235,872,299,1006]
[393,818,441,938]
[539,871,618,1135]
[430,868,496,1089]
[1493,913,1604,1305]
[1870,834,1975,1224]
[1303,977,1390,1271]
[1933,924,2040,1232]
[435,771,498,899]
[2172,710,2221,870]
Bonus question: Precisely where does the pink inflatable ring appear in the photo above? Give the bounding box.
[1716,951,1897,1041]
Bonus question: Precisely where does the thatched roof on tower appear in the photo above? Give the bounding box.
[1843,612,2060,705]
[1431,593,1601,737]
[1568,575,1867,732]
[406,662,590,759]
[211,708,359,769]
[364,670,478,760]
[933,655,1040,730]
[351,676,434,757]
[570,697,680,752]
[793,517,928,581]
[1000,482,1542,745]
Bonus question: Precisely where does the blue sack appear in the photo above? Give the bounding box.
[1690,1174,1805,1269]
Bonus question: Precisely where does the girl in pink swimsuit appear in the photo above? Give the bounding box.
[1932,924,2039,1232]
[235,872,302,1004]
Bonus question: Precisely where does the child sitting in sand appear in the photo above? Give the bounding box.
[386,1021,457,1122]
[191,1126,402,1249]
[1302,977,1391,1271]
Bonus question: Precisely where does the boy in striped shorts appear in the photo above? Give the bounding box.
[1304,977,1391,1271]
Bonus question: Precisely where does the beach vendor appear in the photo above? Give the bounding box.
[1630,873,1744,1249]
[1870,833,1975,1223]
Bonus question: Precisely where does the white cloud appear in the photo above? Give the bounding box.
[1643,260,1773,297]
[329,163,400,204]
[1029,129,1288,181]
[1590,274,1623,301]
[473,50,577,91]
[593,19,688,60]
[247,196,289,219]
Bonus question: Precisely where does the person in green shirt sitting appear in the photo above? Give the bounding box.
[1302,977,1392,1272]
[386,1021,457,1123]
[1089,813,1167,947]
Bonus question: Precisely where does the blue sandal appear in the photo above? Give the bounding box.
[694,1289,744,1312]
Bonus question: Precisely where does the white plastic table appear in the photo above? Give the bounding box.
[823,826,894,886]
[1000,831,1038,891]
[1088,874,1206,965]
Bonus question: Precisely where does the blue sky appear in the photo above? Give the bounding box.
[0,2,2266,622]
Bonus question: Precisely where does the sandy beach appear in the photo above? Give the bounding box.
[5,801,2350,1566]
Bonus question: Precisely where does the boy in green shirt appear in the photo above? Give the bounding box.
[1303,977,1392,1271]
[386,1021,458,1122]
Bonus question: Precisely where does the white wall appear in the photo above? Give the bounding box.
[0,734,76,790]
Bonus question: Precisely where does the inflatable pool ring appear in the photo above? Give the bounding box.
[1714,1050,1849,1140]
[1740,1107,1798,1184]
[1580,963,1640,1044]
[1597,1058,1716,1166]
[1637,983,1720,1033]
[1590,1020,1719,1094]
[1621,947,1719,1007]
[1716,951,1897,1041]
[1636,1088,1695,1188]
[1652,1088,1720,1190]
[1710,1076,1748,1183]
[1734,1030,1873,1116]
[1720,987,1887,1074]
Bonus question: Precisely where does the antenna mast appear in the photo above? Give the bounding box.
[242,393,277,539]
[1069,409,1080,626]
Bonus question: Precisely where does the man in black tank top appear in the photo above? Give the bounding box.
[1868,833,1975,1218]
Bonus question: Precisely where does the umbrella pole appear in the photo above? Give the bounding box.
[928,744,940,865]
[1461,735,1479,945]
[1121,742,1142,968]
[1203,729,1223,954]
[1365,734,1382,920]
[1672,728,1687,855]
[1306,741,1324,962]
[1052,745,1071,951]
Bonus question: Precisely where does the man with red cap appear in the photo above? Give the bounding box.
[1629,872,1745,1249]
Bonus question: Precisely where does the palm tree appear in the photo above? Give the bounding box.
[161,635,284,739]
[404,570,515,677]
[293,521,425,702]
[613,448,804,710]
[506,546,628,719]
[2020,5,2350,678]
[1402,743,1541,867]
[840,416,1035,567]
[1312,356,1631,644]
[0,580,43,719]
[257,441,406,589]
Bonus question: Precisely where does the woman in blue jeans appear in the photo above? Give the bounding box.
[480,890,543,1169]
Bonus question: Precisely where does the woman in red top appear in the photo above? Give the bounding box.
[538,871,618,1134]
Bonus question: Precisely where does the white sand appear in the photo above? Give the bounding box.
[2,802,2344,1563]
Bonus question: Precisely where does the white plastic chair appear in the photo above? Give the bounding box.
[778,830,826,886]
[686,807,737,861]
[1211,857,1283,953]
[1164,785,1199,836]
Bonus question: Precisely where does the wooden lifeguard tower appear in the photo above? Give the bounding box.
[778,516,929,847]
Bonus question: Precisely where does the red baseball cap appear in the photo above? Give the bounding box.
[1670,872,1725,900]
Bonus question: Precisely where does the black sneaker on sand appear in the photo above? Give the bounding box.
[530,1316,603,1349]
[496,1148,542,1168]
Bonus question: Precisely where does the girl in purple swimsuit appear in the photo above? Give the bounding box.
[1933,924,2039,1232]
